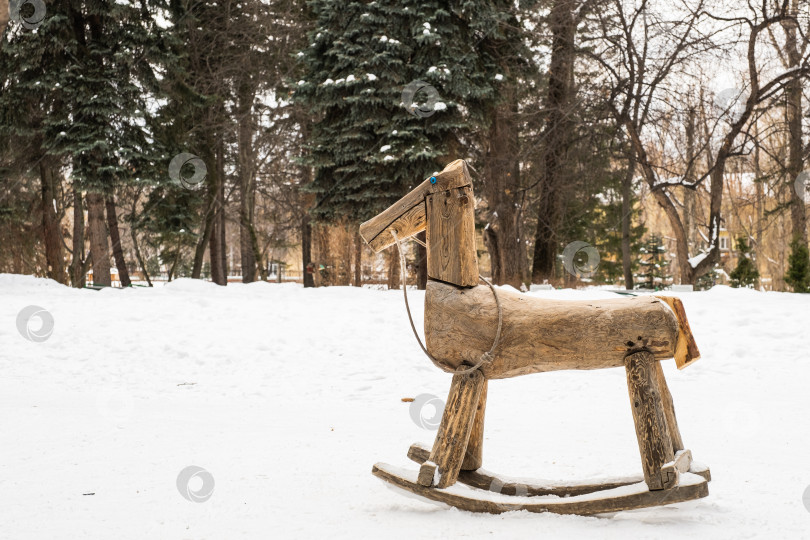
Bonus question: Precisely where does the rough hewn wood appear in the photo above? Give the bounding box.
[417,461,437,487]
[689,461,712,482]
[672,449,692,474]
[362,157,710,513]
[424,280,680,379]
[625,350,676,491]
[418,370,485,488]
[408,443,639,496]
[655,361,685,452]
[426,184,478,287]
[359,160,471,251]
[366,202,426,252]
[407,442,710,494]
[461,379,487,471]
[655,296,701,369]
[373,463,709,515]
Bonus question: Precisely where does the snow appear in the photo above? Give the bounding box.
[2,275,809,538]
[366,73,377,81]
[380,145,392,153]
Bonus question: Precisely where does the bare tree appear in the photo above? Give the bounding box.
[770,0,809,244]
[593,0,810,284]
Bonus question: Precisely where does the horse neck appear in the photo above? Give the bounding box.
[425,184,479,288]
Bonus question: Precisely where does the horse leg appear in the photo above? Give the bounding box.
[624,350,677,490]
[654,361,684,452]
[462,379,487,471]
[418,370,485,488]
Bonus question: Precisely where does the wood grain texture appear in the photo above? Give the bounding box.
[426,185,478,287]
[624,350,676,491]
[419,370,485,488]
[655,361,685,452]
[461,379,487,471]
[366,202,426,252]
[407,442,710,494]
[359,159,472,252]
[373,463,709,515]
[672,449,692,473]
[654,296,701,369]
[424,280,680,379]
[408,443,640,496]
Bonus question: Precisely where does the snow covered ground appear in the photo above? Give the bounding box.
[1,274,808,539]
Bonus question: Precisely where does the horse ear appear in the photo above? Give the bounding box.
[359,160,472,252]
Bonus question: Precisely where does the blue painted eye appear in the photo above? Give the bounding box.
[429,176,437,184]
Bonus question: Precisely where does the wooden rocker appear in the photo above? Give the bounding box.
[359,159,711,515]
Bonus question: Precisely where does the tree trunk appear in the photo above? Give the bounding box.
[86,192,111,287]
[416,230,427,290]
[239,203,257,282]
[531,0,576,285]
[783,3,807,245]
[387,248,400,290]
[105,194,131,287]
[680,105,696,285]
[209,190,227,286]
[217,141,227,279]
[128,189,152,286]
[70,188,86,287]
[302,212,314,288]
[621,151,636,289]
[209,139,227,286]
[354,227,363,287]
[237,82,258,283]
[315,224,331,287]
[39,161,67,284]
[754,124,764,286]
[191,196,216,279]
[483,98,526,288]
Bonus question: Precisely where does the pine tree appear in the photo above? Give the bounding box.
[785,236,810,293]
[636,234,671,290]
[0,0,171,286]
[729,237,759,288]
[296,0,495,224]
[694,264,719,291]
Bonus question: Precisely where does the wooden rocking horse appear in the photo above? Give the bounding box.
[360,159,711,515]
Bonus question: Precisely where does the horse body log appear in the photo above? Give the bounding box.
[424,280,681,379]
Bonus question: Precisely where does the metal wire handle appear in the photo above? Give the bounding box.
[391,230,503,375]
